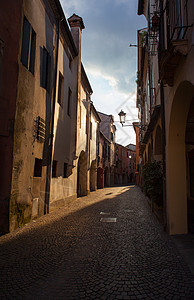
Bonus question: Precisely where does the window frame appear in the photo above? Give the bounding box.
[40,46,51,91]
[67,87,72,117]
[57,71,64,107]
[21,16,36,74]
[33,158,42,177]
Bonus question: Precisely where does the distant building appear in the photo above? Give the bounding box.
[126,144,136,184]
[97,131,111,188]
[115,143,132,185]
[98,112,116,186]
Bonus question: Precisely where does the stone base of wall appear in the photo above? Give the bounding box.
[49,193,77,212]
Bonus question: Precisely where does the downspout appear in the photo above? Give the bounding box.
[148,0,152,119]
[88,96,92,194]
[159,0,167,231]
[44,19,60,214]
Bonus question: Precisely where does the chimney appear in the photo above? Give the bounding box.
[68,14,85,53]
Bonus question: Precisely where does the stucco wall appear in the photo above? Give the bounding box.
[10,0,57,231]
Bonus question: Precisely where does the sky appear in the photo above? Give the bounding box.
[60,0,146,146]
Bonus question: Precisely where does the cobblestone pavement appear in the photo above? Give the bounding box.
[0,185,194,299]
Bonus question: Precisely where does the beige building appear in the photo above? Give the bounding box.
[137,0,194,234]
[0,0,99,234]
[9,0,79,230]
[77,64,101,196]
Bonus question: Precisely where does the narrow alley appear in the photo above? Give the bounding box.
[0,186,194,299]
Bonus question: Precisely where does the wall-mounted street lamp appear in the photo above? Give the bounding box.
[118,110,136,127]
[118,109,146,130]
[118,110,126,126]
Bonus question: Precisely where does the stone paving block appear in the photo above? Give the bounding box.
[0,186,194,299]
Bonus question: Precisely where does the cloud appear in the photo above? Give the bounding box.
[60,0,88,16]
[59,0,146,144]
[86,63,119,88]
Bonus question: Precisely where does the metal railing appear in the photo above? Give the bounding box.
[166,0,193,43]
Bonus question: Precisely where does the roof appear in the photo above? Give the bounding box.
[91,103,101,122]
[97,111,114,123]
[99,130,111,144]
[48,0,78,57]
[81,63,93,94]
[126,144,136,152]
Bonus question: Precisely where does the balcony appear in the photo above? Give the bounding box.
[160,0,193,86]
[160,38,188,86]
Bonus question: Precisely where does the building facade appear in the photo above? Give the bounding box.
[0,1,100,235]
[97,131,111,188]
[137,0,194,234]
[126,144,136,184]
[98,112,116,186]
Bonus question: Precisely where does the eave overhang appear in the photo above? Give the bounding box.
[48,0,78,57]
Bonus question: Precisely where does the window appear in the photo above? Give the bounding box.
[34,158,42,177]
[40,47,50,91]
[58,72,64,107]
[52,160,57,178]
[63,163,68,178]
[67,87,72,116]
[21,17,36,74]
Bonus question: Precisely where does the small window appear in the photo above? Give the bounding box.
[52,160,57,178]
[58,72,64,107]
[40,47,50,91]
[21,17,36,74]
[67,87,72,116]
[63,163,68,178]
[34,158,42,177]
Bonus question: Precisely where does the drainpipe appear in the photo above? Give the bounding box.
[159,0,167,231]
[87,95,92,194]
[44,19,60,214]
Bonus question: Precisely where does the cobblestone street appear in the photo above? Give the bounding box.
[0,185,194,299]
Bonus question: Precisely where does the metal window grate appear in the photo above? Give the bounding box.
[34,116,45,143]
